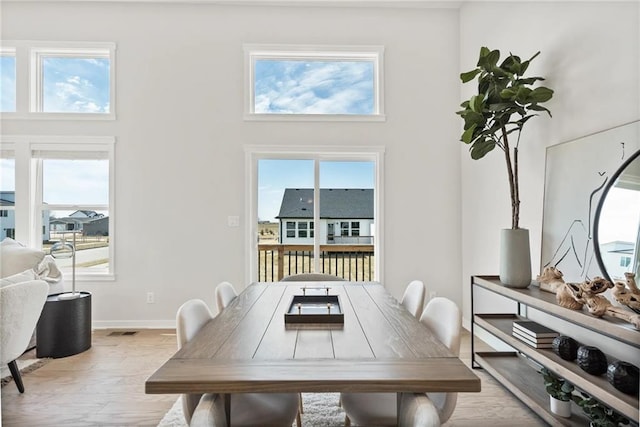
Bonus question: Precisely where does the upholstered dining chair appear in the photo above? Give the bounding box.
[214,281,238,313]
[0,279,49,393]
[340,297,462,427]
[176,299,301,427]
[400,280,426,318]
[280,273,347,282]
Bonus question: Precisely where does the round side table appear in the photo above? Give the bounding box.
[36,292,92,358]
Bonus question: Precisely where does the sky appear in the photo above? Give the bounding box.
[254,59,374,114]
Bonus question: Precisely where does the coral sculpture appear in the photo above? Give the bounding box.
[612,272,640,313]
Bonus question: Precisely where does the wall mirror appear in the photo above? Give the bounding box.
[594,147,640,283]
[541,120,640,283]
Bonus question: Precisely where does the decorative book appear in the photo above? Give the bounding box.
[512,330,554,348]
[512,320,559,338]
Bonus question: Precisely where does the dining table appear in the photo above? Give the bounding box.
[145,281,481,425]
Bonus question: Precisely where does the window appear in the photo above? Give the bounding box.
[351,221,360,237]
[298,221,308,238]
[341,221,349,237]
[286,221,295,238]
[621,256,632,268]
[245,45,384,121]
[0,48,16,112]
[1,41,116,119]
[250,147,383,282]
[1,136,115,279]
[0,211,7,217]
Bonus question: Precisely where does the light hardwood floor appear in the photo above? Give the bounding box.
[1,329,545,427]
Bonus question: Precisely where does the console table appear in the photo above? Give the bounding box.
[36,292,92,358]
[471,275,639,426]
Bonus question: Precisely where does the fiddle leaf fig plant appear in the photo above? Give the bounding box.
[457,47,554,229]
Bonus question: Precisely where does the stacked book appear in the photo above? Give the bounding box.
[512,320,559,349]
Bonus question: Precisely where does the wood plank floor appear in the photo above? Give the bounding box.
[1,329,545,426]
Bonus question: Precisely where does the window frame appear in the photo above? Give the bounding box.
[245,145,385,283]
[244,44,385,122]
[2,41,116,120]
[0,135,116,281]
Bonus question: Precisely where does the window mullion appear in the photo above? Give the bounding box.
[313,159,320,273]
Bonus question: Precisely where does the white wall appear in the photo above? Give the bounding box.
[1,1,462,327]
[460,1,639,359]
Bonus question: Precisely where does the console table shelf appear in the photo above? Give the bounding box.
[471,275,640,424]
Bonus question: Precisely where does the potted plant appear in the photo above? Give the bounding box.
[574,392,630,427]
[540,367,574,417]
[457,47,554,287]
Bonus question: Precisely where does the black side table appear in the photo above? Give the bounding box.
[36,292,92,358]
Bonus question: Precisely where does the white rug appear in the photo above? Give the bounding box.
[158,393,345,427]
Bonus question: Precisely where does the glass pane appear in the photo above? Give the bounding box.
[254,60,374,114]
[0,158,15,240]
[42,56,110,113]
[43,159,108,205]
[0,55,16,112]
[45,209,109,274]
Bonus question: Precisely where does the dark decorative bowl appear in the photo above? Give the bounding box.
[552,336,579,361]
[607,361,639,395]
[577,346,608,375]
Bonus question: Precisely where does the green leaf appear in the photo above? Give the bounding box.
[460,68,481,83]
[529,86,554,102]
[461,124,477,144]
[470,139,495,159]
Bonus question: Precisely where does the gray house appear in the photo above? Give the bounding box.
[50,210,109,236]
[0,191,50,241]
[276,188,374,245]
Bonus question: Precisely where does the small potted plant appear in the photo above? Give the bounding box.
[574,392,630,427]
[540,367,574,417]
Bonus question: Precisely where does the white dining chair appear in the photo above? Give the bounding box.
[400,280,426,318]
[214,281,238,313]
[176,299,301,427]
[340,296,462,427]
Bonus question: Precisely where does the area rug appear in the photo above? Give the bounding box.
[0,358,51,388]
[158,393,345,427]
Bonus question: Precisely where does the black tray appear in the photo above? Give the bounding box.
[284,295,344,324]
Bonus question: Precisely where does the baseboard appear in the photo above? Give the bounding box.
[92,320,175,329]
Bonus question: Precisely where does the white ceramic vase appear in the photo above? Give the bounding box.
[549,396,572,418]
[499,228,532,288]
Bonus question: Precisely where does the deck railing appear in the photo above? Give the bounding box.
[258,244,375,282]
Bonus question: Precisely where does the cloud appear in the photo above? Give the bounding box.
[255,60,374,114]
[43,57,110,113]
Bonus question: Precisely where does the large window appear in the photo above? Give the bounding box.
[248,146,384,281]
[244,45,384,121]
[2,41,116,119]
[0,136,115,279]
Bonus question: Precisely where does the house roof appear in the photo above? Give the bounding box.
[277,188,373,219]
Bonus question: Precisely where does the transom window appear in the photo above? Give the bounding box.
[244,45,385,121]
[2,41,116,119]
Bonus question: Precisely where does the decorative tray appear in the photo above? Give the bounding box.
[284,294,344,324]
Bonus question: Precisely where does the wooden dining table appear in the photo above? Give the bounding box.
[145,281,481,425]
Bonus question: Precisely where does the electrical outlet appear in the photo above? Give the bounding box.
[429,291,437,300]
[146,292,155,304]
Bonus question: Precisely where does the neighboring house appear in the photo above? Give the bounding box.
[277,188,373,245]
[599,241,635,281]
[50,210,109,236]
[0,191,50,241]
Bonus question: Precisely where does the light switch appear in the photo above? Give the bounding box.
[228,216,240,227]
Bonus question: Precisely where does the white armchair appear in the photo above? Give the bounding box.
[0,279,49,393]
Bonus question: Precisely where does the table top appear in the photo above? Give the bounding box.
[145,281,480,395]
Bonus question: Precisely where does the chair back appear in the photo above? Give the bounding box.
[280,273,346,282]
[0,280,48,365]
[176,299,214,423]
[419,297,462,423]
[215,281,238,313]
[400,280,425,318]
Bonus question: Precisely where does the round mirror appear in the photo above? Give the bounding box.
[594,148,640,283]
